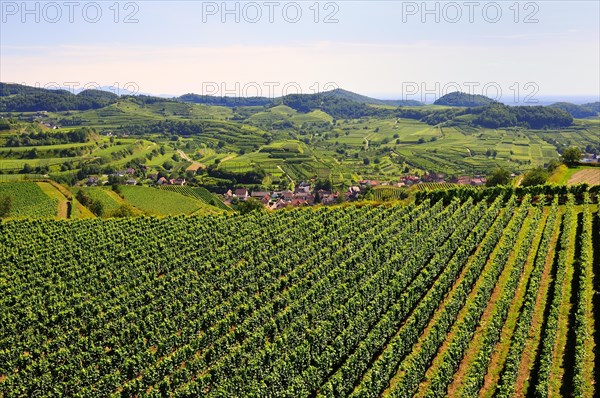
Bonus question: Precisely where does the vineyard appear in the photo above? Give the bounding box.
[118,186,223,216]
[0,182,58,218]
[414,182,459,191]
[371,186,409,201]
[157,186,231,211]
[0,196,598,397]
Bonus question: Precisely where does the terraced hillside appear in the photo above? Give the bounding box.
[0,194,597,397]
[2,91,598,189]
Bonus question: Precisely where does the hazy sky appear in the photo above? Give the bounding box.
[1,1,599,101]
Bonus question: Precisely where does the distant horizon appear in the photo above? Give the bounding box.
[3,81,598,107]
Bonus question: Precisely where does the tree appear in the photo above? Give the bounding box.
[237,198,264,214]
[27,148,38,159]
[486,168,511,187]
[521,167,549,187]
[0,195,12,217]
[76,189,92,207]
[314,191,321,203]
[112,184,122,197]
[561,147,582,167]
[546,158,562,172]
[89,200,104,217]
[21,163,33,174]
[110,204,136,217]
[360,186,374,200]
[0,119,11,131]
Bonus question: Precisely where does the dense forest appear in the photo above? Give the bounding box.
[119,120,248,138]
[433,91,498,107]
[0,84,119,112]
[282,94,389,118]
[394,103,573,129]
[4,127,93,147]
[179,89,424,108]
[179,93,273,107]
[550,102,600,118]
[474,104,573,129]
[321,88,423,107]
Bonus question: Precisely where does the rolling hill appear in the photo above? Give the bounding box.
[434,91,498,107]
[318,88,424,106]
[550,101,600,118]
[0,83,119,112]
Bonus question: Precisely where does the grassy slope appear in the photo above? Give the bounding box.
[36,182,69,218]
[71,200,95,218]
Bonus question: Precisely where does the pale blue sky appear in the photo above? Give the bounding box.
[1,1,599,101]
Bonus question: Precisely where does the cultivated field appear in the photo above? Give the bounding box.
[568,168,600,185]
[0,194,597,397]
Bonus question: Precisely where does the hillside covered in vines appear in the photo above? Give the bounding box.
[0,193,598,397]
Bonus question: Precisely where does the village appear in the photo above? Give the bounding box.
[85,165,489,210]
[219,173,488,210]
